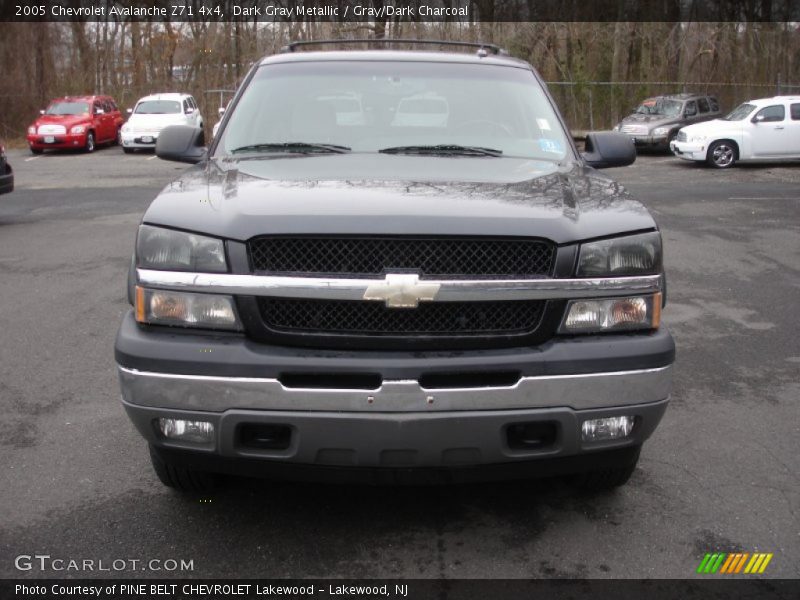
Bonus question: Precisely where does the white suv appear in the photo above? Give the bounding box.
[671,96,800,168]
[121,93,202,153]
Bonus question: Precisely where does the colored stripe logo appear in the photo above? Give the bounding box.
[697,552,773,574]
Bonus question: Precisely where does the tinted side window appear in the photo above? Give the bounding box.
[697,98,710,113]
[684,101,697,116]
[790,103,800,120]
[756,105,785,122]
[183,100,191,113]
[708,97,719,112]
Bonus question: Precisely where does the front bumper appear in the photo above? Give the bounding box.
[0,163,12,194]
[121,132,159,148]
[670,140,707,161]
[127,398,667,473]
[624,133,669,148]
[27,133,87,150]
[116,311,673,472]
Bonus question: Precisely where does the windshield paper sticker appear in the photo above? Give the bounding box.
[539,138,563,154]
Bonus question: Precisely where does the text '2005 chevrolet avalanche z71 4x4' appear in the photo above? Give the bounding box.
[115,40,674,493]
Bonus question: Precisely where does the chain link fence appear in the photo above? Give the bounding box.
[547,79,800,132]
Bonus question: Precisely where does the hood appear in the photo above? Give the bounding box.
[620,113,676,127]
[680,118,735,135]
[33,114,91,128]
[127,113,187,127]
[142,154,656,245]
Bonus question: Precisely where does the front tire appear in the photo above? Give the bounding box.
[707,140,736,168]
[149,445,217,493]
[122,147,134,154]
[30,147,43,155]
[84,131,95,153]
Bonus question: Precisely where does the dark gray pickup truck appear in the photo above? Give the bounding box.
[115,40,674,492]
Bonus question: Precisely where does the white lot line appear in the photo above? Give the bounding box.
[24,156,42,162]
[728,197,797,200]
[146,155,158,160]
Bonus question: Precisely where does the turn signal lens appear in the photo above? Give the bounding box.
[135,286,241,331]
[560,294,661,333]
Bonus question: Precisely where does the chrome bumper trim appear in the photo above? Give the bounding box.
[136,269,663,302]
[118,364,672,413]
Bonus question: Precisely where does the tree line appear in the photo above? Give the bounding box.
[1,19,797,140]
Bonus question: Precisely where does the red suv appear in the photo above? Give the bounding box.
[27,95,124,154]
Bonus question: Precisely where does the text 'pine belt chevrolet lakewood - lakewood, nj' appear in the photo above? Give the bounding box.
[114,40,674,492]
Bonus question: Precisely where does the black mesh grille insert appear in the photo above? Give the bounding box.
[248,236,555,279]
[258,298,546,336]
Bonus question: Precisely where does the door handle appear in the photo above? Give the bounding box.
[774,126,784,130]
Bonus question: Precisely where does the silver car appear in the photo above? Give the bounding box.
[613,93,721,150]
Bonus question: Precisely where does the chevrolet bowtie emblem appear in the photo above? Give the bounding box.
[363,274,441,308]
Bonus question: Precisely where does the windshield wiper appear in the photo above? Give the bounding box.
[230,142,351,155]
[378,144,502,157]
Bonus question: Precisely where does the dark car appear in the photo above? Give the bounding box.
[116,40,674,493]
[0,142,13,194]
[26,95,124,154]
[613,93,721,150]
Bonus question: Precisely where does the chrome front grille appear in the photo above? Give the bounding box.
[38,125,67,135]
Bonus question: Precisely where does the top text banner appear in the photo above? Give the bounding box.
[5,0,800,22]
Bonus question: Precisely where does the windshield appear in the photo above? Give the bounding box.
[217,61,570,161]
[634,98,682,117]
[135,100,181,114]
[46,102,89,116]
[723,103,756,121]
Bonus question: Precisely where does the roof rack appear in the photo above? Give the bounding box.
[280,39,509,56]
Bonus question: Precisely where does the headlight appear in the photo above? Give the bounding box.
[121,124,131,133]
[577,232,662,277]
[612,124,621,132]
[71,125,86,134]
[136,225,227,272]
[689,134,708,143]
[135,286,241,330]
[559,293,661,333]
[28,126,36,135]
[652,127,669,136]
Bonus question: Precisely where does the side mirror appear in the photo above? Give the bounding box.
[39,110,45,115]
[218,106,226,116]
[156,125,206,164]
[751,114,766,124]
[95,109,105,115]
[126,108,133,114]
[582,132,636,169]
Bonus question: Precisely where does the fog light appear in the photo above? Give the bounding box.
[157,418,214,443]
[581,416,634,442]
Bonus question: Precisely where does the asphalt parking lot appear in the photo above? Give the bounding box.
[0,145,798,580]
